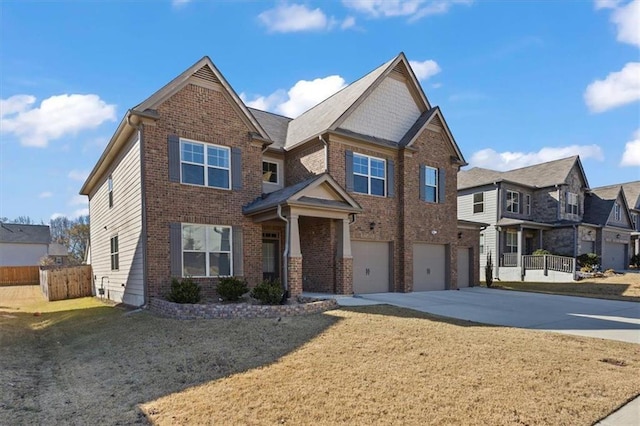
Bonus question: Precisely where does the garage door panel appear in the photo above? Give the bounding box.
[352,241,389,294]
[457,248,470,288]
[602,242,626,271]
[413,243,446,291]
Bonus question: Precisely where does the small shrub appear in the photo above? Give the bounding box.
[577,253,599,271]
[532,249,551,256]
[630,254,640,268]
[485,251,494,288]
[167,277,201,304]
[216,277,248,302]
[251,280,285,305]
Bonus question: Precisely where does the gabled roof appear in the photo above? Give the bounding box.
[284,53,431,149]
[243,173,362,215]
[248,107,291,150]
[620,181,640,210]
[583,185,630,226]
[458,156,588,190]
[0,224,50,244]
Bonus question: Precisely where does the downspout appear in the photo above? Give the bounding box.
[127,112,148,308]
[319,135,328,173]
[277,204,289,295]
[572,223,578,280]
[495,182,501,279]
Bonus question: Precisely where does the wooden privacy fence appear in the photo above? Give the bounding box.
[40,265,93,301]
[0,265,40,286]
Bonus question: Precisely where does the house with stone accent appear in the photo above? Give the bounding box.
[458,156,634,281]
[620,181,640,259]
[80,53,482,307]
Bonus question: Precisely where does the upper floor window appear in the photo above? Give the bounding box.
[353,153,386,197]
[614,202,621,221]
[423,166,439,203]
[525,194,531,216]
[110,235,119,271]
[473,192,484,213]
[506,190,520,213]
[632,213,638,230]
[262,161,279,184]
[566,192,578,215]
[108,175,113,208]
[180,140,230,189]
[182,224,232,277]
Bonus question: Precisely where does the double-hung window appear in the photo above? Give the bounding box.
[262,161,279,184]
[353,153,386,196]
[506,230,517,253]
[423,166,439,203]
[110,235,119,271]
[525,194,531,216]
[614,202,621,221]
[473,192,484,213]
[182,224,232,277]
[506,190,520,213]
[566,192,578,215]
[108,175,113,208]
[180,140,230,189]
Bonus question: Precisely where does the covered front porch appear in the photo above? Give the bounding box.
[243,174,362,298]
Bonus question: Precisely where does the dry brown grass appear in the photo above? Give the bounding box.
[495,272,640,302]
[2,285,639,425]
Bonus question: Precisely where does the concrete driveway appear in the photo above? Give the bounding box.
[344,287,640,344]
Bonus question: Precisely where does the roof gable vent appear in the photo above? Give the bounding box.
[192,65,220,85]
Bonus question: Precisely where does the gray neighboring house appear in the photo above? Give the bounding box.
[0,223,68,266]
[583,184,635,270]
[620,181,640,259]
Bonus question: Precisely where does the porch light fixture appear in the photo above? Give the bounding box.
[369,222,376,230]
[458,232,463,239]
[616,233,621,239]
[431,230,438,235]
[587,230,592,236]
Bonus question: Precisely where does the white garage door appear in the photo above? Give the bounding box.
[602,242,627,271]
[413,243,446,291]
[457,248,470,288]
[352,241,390,294]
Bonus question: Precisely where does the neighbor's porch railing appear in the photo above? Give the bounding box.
[522,254,575,274]
[501,253,518,267]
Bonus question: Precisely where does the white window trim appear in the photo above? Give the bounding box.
[506,230,518,253]
[108,175,113,208]
[473,192,484,214]
[179,139,231,190]
[353,153,386,197]
[110,235,119,271]
[614,203,621,221]
[525,194,531,216]
[566,192,578,215]
[181,224,233,278]
[262,159,283,186]
[424,166,439,203]
[506,190,520,213]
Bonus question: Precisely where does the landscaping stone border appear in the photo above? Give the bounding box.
[148,296,338,320]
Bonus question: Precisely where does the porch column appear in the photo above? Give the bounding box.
[287,214,303,297]
[538,229,543,250]
[635,238,639,256]
[335,218,353,295]
[516,227,523,267]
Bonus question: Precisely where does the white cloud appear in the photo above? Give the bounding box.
[39,191,53,199]
[343,0,472,20]
[611,0,640,47]
[594,0,622,9]
[469,145,605,171]
[409,59,441,81]
[341,16,357,29]
[584,62,640,112]
[68,169,90,181]
[172,0,191,7]
[50,213,65,220]
[620,129,640,166]
[69,195,88,206]
[259,3,330,33]
[72,208,89,218]
[243,75,347,118]
[0,94,116,147]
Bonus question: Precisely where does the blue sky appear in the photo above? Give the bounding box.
[1,0,638,223]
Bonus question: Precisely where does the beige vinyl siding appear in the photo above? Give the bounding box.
[88,132,144,306]
[457,186,498,279]
[341,77,421,142]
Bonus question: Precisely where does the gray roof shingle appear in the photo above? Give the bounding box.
[247,108,292,149]
[583,185,622,226]
[0,224,51,244]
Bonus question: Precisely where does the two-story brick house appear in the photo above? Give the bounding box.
[458,156,635,280]
[81,53,481,307]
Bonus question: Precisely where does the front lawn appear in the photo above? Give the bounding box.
[1,286,639,425]
[493,273,640,302]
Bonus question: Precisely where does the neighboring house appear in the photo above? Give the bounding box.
[80,53,483,307]
[458,156,591,281]
[620,181,640,258]
[583,184,634,270]
[0,223,68,266]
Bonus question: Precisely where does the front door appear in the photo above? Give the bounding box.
[262,239,280,282]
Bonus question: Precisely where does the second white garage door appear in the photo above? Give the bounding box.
[413,243,446,291]
[457,247,470,288]
[352,241,390,294]
[602,242,627,271]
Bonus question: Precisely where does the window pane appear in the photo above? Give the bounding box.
[425,186,437,202]
[182,225,206,251]
[208,167,230,189]
[210,253,231,276]
[473,193,483,203]
[183,252,206,276]
[370,159,385,178]
[263,162,278,183]
[181,142,204,164]
[182,163,204,185]
[353,155,368,175]
[371,177,385,196]
[209,227,231,252]
[354,175,368,194]
[425,167,437,186]
[207,146,229,168]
